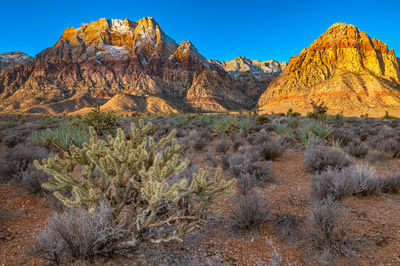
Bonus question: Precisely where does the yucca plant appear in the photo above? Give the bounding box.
[274,122,294,137]
[31,123,89,152]
[213,116,238,136]
[296,119,332,147]
[238,118,251,136]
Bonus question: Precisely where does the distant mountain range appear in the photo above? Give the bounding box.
[1,18,399,116]
[0,17,285,114]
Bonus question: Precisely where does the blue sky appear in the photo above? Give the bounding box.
[1,0,399,62]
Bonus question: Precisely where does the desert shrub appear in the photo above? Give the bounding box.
[256,115,271,124]
[273,213,299,241]
[188,129,208,151]
[296,119,332,146]
[345,141,369,158]
[197,115,213,126]
[232,139,244,152]
[304,143,352,173]
[213,116,237,136]
[71,105,121,136]
[35,120,235,247]
[21,163,50,194]
[307,197,356,261]
[332,128,355,146]
[220,154,230,170]
[274,122,293,137]
[228,149,274,184]
[380,174,400,194]
[238,118,251,136]
[215,139,231,154]
[259,137,286,161]
[230,191,270,231]
[30,201,125,263]
[31,123,89,152]
[0,143,48,182]
[0,120,16,130]
[310,164,380,201]
[307,100,328,121]
[379,138,400,158]
[235,173,257,195]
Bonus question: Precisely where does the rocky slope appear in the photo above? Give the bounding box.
[258,22,400,116]
[210,57,286,100]
[0,52,32,71]
[0,17,282,114]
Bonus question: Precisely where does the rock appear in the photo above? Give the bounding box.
[0,17,280,114]
[258,22,400,117]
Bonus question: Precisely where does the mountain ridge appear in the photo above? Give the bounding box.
[258,22,400,116]
[0,17,283,114]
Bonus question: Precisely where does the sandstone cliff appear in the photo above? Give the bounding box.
[0,17,281,114]
[258,22,400,117]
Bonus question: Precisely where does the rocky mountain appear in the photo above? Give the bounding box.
[0,17,282,114]
[0,52,32,71]
[258,22,400,117]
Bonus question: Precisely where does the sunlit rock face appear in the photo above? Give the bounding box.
[0,17,281,114]
[258,22,400,117]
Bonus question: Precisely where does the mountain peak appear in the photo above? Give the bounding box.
[258,22,400,116]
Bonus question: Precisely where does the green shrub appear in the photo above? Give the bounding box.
[213,116,238,136]
[71,105,121,135]
[274,122,294,137]
[0,120,16,129]
[35,120,235,247]
[31,123,89,152]
[238,118,251,135]
[296,119,332,146]
[256,115,271,124]
[307,100,328,120]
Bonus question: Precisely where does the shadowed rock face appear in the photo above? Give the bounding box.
[0,52,32,71]
[0,17,283,114]
[258,22,400,117]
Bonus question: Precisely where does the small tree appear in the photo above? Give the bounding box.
[72,104,121,135]
[35,120,235,245]
[307,100,328,120]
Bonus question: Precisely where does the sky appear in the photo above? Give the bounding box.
[1,0,399,62]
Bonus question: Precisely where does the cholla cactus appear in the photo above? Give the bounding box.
[34,119,235,244]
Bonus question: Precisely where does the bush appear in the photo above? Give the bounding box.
[256,115,271,124]
[215,139,231,154]
[259,137,286,161]
[296,119,332,146]
[71,104,121,135]
[228,149,274,184]
[238,118,251,136]
[310,164,380,201]
[230,191,270,231]
[332,128,355,146]
[213,116,237,136]
[273,213,299,241]
[31,123,89,152]
[235,173,257,195]
[188,129,208,151]
[345,141,369,158]
[0,143,48,182]
[307,197,356,260]
[379,138,400,158]
[35,120,235,247]
[30,202,126,263]
[380,174,400,194]
[21,163,50,194]
[274,122,293,137]
[307,100,328,121]
[304,143,352,173]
